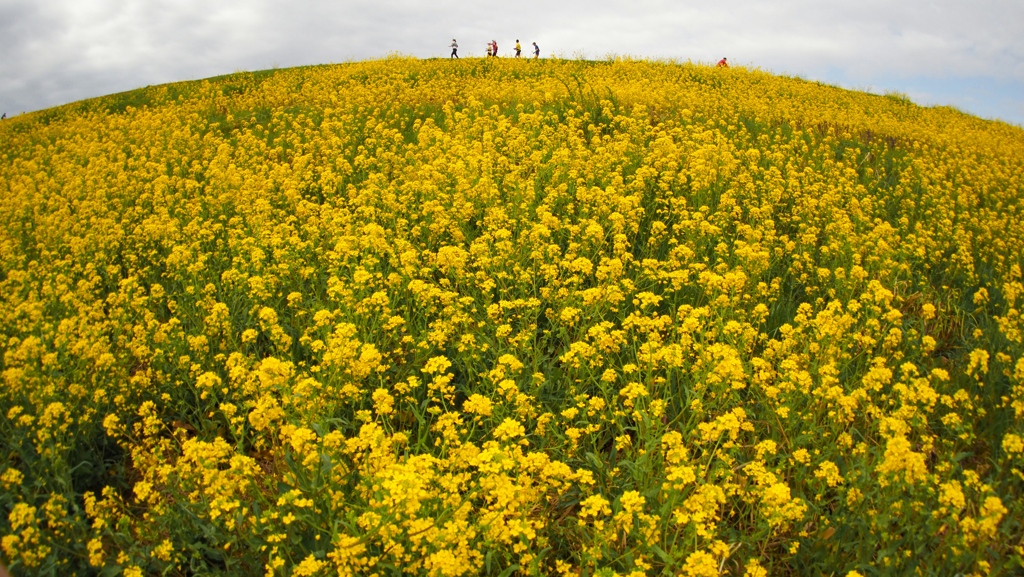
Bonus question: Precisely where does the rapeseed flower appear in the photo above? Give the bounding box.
[1,55,1022,575]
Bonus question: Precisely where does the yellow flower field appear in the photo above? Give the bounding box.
[1,56,1023,575]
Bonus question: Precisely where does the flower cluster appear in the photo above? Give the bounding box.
[2,55,1023,575]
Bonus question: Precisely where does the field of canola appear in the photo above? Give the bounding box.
[2,56,1024,576]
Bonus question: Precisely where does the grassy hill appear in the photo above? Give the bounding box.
[2,56,1023,576]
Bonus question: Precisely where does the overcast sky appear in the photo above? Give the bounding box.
[1,0,1022,126]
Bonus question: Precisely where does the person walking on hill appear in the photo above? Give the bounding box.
[491,40,499,57]
[487,42,493,57]
[515,40,522,58]
[533,42,540,58]
[717,57,728,68]
[451,39,459,58]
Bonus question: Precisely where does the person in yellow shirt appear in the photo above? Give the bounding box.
[515,40,522,58]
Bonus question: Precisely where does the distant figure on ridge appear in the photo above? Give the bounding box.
[515,40,522,58]
[492,40,499,57]
[487,42,493,57]
[533,42,540,58]
[717,57,728,68]
[451,39,459,59]
[1,113,6,120]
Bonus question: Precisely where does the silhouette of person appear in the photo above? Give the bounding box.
[717,57,728,67]
[533,42,539,58]
[451,39,459,58]
[515,40,522,58]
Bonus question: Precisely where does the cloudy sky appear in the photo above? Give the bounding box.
[1,0,1022,126]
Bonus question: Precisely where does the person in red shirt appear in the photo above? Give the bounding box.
[492,40,499,57]
[717,57,728,68]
